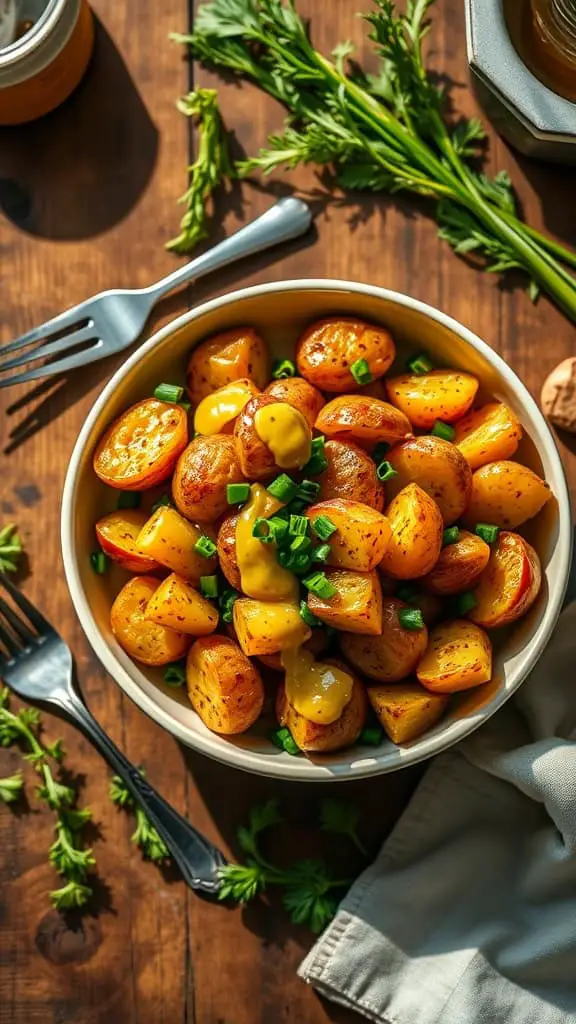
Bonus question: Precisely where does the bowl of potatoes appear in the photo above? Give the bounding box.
[61,279,572,780]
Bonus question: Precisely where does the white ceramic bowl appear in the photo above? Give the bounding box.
[61,280,572,781]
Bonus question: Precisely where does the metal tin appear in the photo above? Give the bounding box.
[0,0,94,125]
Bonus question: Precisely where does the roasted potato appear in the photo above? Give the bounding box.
[193,378,261,436]
[317,440,384,511]
[257,628,330,671]
[110,576,190,665]
[233,598,311,656]
[307,499,391,572]
[96,510,160,572]
[469,531,542,629]
[386,435,473,524]
[422,529,490,595]
[186,635,264,735]
[94,399,188,490]
[144,573,219,636]
[463,460,552,529]
[340,597,428,683]
[186,327,269,405]
[234,393,311,480]
[386,370,478,429]
[216,511,241,589]
[417,619,492,693]
[315,395,412,449]
[137,506,217,583]
[454,402,522,470]
[172,434,245,522]
[380,483,443,578]
[359,378,388,401]
[368,683,448,744]
[276,667,368,752]
[296,317,395,393]
[264,377,325,428]
[307,569,382,635]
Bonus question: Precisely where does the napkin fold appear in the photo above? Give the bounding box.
[299,600,576,1024]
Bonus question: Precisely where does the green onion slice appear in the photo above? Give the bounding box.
[455,590,478,615]
[164,664,186,686]
[406,352,433,374]
[200,575,219,598]
[226,483,251,505]
[376,460,398,483]
[360,726,384,746]
[398,607,425,631]
[474,523,500,544]
[271,358,297,380]
[442,526,460,547]
[151,494,172,513]
[431,420,456,442]
[267,474,298,503]
[299,600,321,627]
[350,357,373,385]
[154,383,184,403]
[194,534,217,558]
[312,515,337,541]
[302,571,337,599]
[90,551,109,574]
[312,543,331,563]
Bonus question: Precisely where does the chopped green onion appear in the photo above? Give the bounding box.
[117,491,141,510]
[396,583,419,603]
[431,420,456,442]
[300,600,321,627]
[277,549,292,569]
[376,460,398,483]
[179,401,192,412]
[200,575,219,599]
[154,383,184,403]
[227,483,251,505]
[290,534,312,554]
[455,590,478,615]
[302,571,337,599]
[406,352,433,374]
[398,607,425,631]
[194,534,217,558]
[293,552,313,574]
[442,527,460,547]
[372,441,389,464]
[475,523,500,544]
[271,358,297,380]
[289,514,309,537]
[269,727,300,756]
[312,543,331,563]
[360,725,384,746]
[312,515,337,541]
[253,516,288,545]
[296,479,321,503]
[267,474,298,503]
[90,551,109,574]
[164,664,186,686]
[350,357,372,385]
[303,436,329,476]
[252,517,274,542]
[219,588,240,623]
[151,494,172,513]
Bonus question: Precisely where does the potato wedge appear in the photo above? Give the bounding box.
[186,327,269,405]
[307,499,392,572]
[172,434,245,522]
[276,667,368,752]
[307,569,382,635]
[454,402,522,470]
[137,506,217,583]
[469,531,541,629]
[94,399,188,490]
[110,576,190,666]
[380,483,443,578]
[386,435,473,524]
[296,317,395,393]
[264,377,325,428]
[368,683,448,744]
[463,461,552,529]
[257,629,330,671]
[340,597,428,683]
[422,529,490,595]
[96,510,160,572]
[233,599,311,656]
[315,395,412,449]
[386,370,478,429]
[144,573,219,636]
[417,619,492,693]
[186,635,264,735]
[193,378,261,436]
[317,440,384,510]
[216,511,241,589]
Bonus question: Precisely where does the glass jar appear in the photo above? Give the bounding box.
[529,0,576,99]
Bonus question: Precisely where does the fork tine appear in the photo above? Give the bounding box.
[0,596,36,645]
[0,303,89,358]
[0,617,21,658]
[0,573,53,635]
[0,324,96,374]
[0,339,105,389]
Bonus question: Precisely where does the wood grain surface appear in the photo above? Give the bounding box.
[0,1,574,1022]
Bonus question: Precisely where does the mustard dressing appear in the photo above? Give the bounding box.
[254,402,312,469]
[194,380,256,435]
[281,646,353,724]
[236,483,299,601]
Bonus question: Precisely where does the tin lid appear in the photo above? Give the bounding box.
[0,0,79,84]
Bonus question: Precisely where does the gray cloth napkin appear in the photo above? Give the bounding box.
[299,601,576,1024]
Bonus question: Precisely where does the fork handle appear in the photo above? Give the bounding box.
[146,197,312,301]
[56,688,226,893]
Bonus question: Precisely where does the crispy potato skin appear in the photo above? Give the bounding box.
[187,327,269,405]
[276,666,368,752]
[136,507,217,583]
[386,435,473,525]
[368,683,448,744]
[422,529,490,595]
[257,629,330,671]
[317,440,384,511]
[417,619,492,693]
[96,510,160,572]
[264,377,325,428]
[217,511,241,589]
[144,573,219,636]
[469,531,541,629]
[186,635,264,735]
[172,434,245,522]
[386,370,478,429]
[232,599,311,656]
[233,393,280,480]
[463,460,552,529]
[94,399,188,490]
[308,569,383,635]
[307,499,391,572]
[454,402,522,470]
[315,395,412,449]
[340,597,428,683]
[380,483,443,578]
[110,576,190,666]
[296,318,395,393]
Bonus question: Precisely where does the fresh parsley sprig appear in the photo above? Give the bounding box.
[0,523,23,573]
[109,773,170,863]
[0,770,24,804]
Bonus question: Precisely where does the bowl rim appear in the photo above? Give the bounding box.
[61,277,573,781]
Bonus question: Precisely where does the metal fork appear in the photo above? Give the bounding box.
[0,197,313,389]
[0,572,226,894]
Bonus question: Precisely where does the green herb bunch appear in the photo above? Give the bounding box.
[109,773,170,863]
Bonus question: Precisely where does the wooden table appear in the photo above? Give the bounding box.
[0,1,574,1021]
